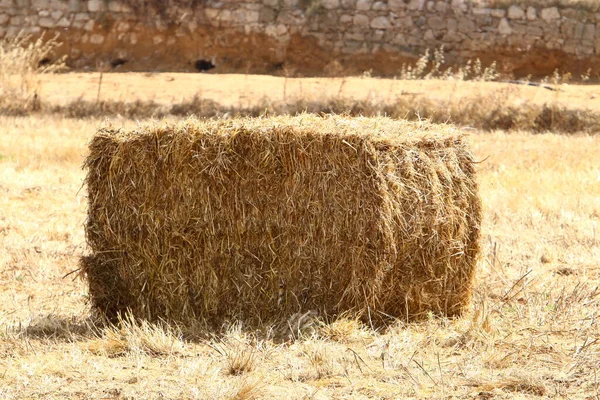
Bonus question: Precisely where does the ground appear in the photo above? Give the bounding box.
[38,72,600,111]
[0,74,599,399]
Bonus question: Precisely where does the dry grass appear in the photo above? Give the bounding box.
[1,71,598,133]
[87,313,185,357]
[398,47,498,82]
[43,93,600,134]
[0,34,65,115]
[0,112,598,398]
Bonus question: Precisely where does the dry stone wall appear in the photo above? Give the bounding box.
[1,0,599,76]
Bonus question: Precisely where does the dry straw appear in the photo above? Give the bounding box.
[82,115,481,328]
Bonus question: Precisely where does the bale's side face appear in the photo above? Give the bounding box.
[374,138,481,319]
[83,116,481,327]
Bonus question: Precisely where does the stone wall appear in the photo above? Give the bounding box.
[1,0,600,76]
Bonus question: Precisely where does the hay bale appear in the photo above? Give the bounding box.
[82,115,481,327]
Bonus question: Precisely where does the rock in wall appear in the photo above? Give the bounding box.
[1,0,599,76]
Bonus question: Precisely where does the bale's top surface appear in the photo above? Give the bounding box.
[99,115,462,145]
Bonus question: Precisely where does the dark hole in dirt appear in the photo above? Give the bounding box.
[272,62,285,71]
[110,58,128,68]
[38,57,51,68]
[194,59,216,72]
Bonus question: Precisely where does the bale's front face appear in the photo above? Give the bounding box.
[83,116,481,327]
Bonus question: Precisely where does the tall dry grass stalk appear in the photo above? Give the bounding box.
[399,46,499,82]
[0,33,65,115]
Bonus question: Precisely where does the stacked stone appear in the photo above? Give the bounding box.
[0,0,599,69]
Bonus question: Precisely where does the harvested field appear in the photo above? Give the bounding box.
[6,73,597,133]
[36,73,600,111]
[0,72,599,398]
[83,116,481,327]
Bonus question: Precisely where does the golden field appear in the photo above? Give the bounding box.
[36,72,600,109]
[0,73,599,399]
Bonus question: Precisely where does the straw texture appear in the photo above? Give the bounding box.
[82,115,481,327]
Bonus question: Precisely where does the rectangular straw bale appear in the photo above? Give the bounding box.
[82,115,481,327]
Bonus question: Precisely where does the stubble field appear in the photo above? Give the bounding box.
[0,74,599,399]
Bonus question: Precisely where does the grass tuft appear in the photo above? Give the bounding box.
[87,312,185,357]
[399,47,498,82]
[225,346,257,376]
[0,33,65,115]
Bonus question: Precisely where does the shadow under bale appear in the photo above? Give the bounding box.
[82,115,481,328]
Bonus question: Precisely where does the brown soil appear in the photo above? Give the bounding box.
[43,24,600,79]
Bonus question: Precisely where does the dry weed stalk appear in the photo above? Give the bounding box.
[229,378,264,400]
[224,345,257,376]
[399,46,498,82]
[301,340,338,379]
